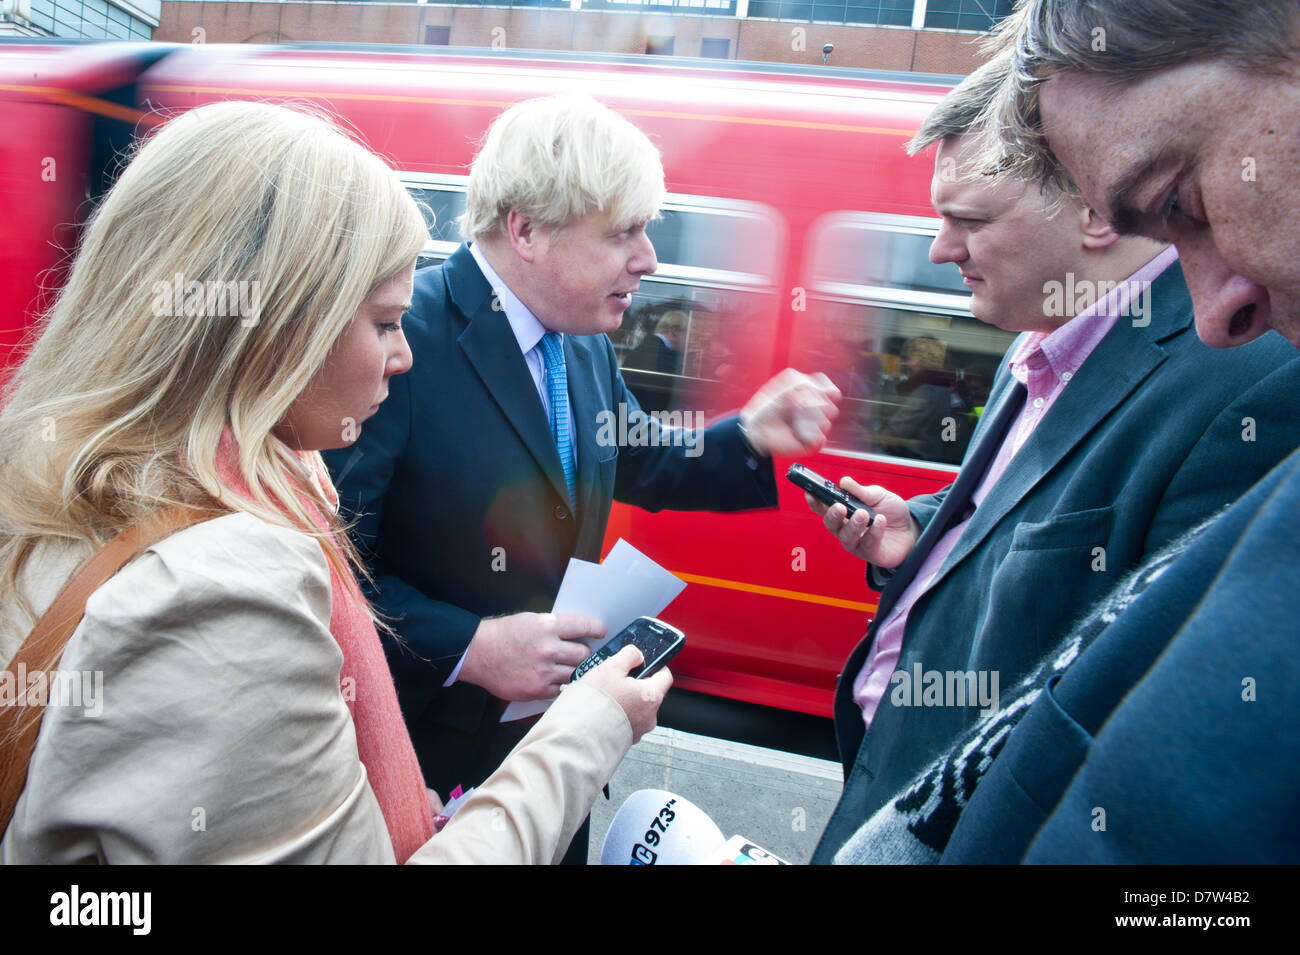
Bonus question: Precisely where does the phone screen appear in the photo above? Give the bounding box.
[573,617,684,682]
[608,620,680,675]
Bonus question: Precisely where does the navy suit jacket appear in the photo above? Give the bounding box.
[942,448,1300,863]
[324,244,776,793]
[812,261,1300,861]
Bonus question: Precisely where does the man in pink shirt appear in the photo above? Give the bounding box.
[807,54,1300,863]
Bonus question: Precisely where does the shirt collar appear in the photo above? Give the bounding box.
[1010,245,1179,382]
[468,241,553,356]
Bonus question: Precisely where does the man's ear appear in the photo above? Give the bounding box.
[1080,206,1121,251]
[506,209,541,263]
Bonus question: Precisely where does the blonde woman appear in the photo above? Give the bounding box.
[0,101,668,864]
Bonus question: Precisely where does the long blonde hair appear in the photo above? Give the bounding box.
[0,100,426,628]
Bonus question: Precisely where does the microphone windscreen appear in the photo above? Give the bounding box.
[600,789,724,865]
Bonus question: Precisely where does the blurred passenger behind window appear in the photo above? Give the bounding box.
[876,336,963,464]
[625,310,687,415]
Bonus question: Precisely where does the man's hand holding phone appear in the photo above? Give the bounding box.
[461,612,600,701]
[804,475,920,568]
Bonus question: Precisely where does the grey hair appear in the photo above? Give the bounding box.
[979,0,1300,189]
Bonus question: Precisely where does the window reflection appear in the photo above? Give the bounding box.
[814,219,968,296]
[614,281,771,418]
[404,186,467,245]
[801,215,1016,466]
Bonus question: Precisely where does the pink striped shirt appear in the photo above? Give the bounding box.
[852,246,1179,729]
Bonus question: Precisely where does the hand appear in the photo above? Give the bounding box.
[579,645,672,744]
[804,477,919,569]
[739,369,841,457]
[459,612,603,702]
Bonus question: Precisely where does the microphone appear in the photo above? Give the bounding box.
[600,789,789,865]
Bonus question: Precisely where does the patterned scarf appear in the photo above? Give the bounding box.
[833,515,1214,865]
[215,430,434,862]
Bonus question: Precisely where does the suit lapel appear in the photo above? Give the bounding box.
[872,377,1028,627]
[840,379,1025,768]
[447,246,572,508]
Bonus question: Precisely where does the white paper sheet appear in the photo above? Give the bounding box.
[500,539,686,722]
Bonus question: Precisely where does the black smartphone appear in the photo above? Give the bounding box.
[787,463,876,522]
[572,616,685,682]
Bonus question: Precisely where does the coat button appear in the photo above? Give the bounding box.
[554,505,568,520]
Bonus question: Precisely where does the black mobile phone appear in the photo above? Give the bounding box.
[786,463,876,522]
[572,616,685,682]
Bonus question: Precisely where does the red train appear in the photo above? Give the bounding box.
[0,40,1014,719]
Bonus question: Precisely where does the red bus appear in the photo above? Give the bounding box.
[0,40,1015,730]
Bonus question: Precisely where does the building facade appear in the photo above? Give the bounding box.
[1,0,159,38]
[151,0,1007,74]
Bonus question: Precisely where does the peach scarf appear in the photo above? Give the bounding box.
[215,430,434,862]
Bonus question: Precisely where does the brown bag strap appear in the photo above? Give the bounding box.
[0,505,224,840]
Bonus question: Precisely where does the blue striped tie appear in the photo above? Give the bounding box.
[539,331,577,510]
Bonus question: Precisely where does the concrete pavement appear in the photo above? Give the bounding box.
[589,726,844,864]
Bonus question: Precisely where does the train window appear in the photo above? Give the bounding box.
[613,197,781,419]
[402,175,782,420]
[798,212,1018,468]
[813,216,968,297]
[401,175,468,265]
[645,205,777,279]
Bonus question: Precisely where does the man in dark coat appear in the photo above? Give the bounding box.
[833,0,1300,863]
[325,94,839,863]
[807,54,1300,862]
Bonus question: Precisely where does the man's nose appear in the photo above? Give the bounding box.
[930,222,966,266]
[1174,233,1272,349]
[632,232,658,276]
